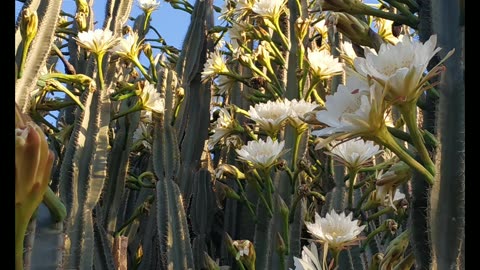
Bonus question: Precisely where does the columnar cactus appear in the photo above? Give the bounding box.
[14,0,464,269]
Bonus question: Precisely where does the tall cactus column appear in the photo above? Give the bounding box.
[430,0,465,269]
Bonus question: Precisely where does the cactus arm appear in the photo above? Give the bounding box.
[93,206,117,270]
[430,0,465,268]
[102,0,134,34]
[15,0,63,111]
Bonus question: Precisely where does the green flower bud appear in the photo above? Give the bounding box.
[215,164,246,180]
[76,0,90,14]
[75,12,89,32]
[20,8,38,41]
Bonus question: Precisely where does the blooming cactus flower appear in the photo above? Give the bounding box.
[137,0,160,13]
[307,48,344,80]
[111,32,144,61]
[247,99,291,135]
[201,50,230,81]
[354,35,443,104]
[305,210,366,250]
[287,99,319,130]
[138,81,165,114]
[235,137,286,169]
[252,0,286,21]
[329,138,383,170]
[75,29,119,56]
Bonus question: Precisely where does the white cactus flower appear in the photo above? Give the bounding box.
[111,32,143,60]
[305,210,366,250]
[307,48,344,80]
[139,81,165,114]
[208,108,236,149]
[201,50,229,81]
[247,99,291,135]
[251,0,285,20]
[235,137,286,169]
[329,138,383,170]
[291,243,322,270]
[354,34,448,104]
[138,0,160,13]
[75,29,119,55]
[288,99,319,129]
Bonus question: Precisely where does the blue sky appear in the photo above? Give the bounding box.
[16,0,217,49]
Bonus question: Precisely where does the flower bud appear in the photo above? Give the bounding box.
[76,0,90,14]
[20,8,38,42]
[215,164,245,180]
[143,43,153,59]
[215,181,242,201]
[75,12,89,32]
[15,104,54,211]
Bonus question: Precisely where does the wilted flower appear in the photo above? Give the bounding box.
[232,240,256,269]
[307,48,344,80]
[215,164,246,180]
[305,210,366,250]
[291,243,322,270]
[111,32,144,60]
[375,161,412,209]
[247,99,291,135]
[236,137,286,169]
[329,138,383,170]
[75,29,119,56]
[201,50,229,81]
[138,81,165,113]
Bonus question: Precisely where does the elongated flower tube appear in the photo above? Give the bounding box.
[15,104,54,270]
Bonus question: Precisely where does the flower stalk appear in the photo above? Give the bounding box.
[374,126,434,185]
[398,102,436,176]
